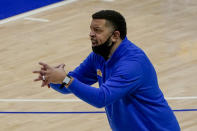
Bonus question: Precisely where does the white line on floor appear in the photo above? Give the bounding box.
[101,0,114,2]
[0,96,196,102]
[24,17,50,22]
[0,99,82,102]
[0,0,78,25]
[165,96,197,100]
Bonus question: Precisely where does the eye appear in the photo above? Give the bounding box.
[94,28,99,32]
[94,28,102,33]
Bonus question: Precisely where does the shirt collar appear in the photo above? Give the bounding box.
[106,36,129,64]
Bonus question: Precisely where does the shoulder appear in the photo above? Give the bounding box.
[87,52,104,61]
[113,60,143,80]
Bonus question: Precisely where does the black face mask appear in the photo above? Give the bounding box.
[92,35,114,60]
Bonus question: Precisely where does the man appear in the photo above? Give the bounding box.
[33,10,180,131]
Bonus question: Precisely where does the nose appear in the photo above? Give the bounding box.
[89,30,95,38]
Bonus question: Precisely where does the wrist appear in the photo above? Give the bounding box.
[60,74,73,88]
[65,76,74,88]
[60,73,67,84]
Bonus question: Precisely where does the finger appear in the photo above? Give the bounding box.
[33,70,47,75]
[41,67,46,71]
[59,64,65,68]
[40,75,50,87]
[33,70,42,74]
[34,75,44,81]
[43,75,50,84]
[33,70,47,76]
[34,78,42,81]
[55,64,65,68]
[41,80,46,87]
[55,64,61,68]
[39,62,51,69]
[43,80,50,87]
[45,81,50,87]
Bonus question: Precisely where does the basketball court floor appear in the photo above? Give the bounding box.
[0,0,196,130]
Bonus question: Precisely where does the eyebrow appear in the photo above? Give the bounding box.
[90,25,102,28]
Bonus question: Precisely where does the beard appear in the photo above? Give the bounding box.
[92,36,114,60]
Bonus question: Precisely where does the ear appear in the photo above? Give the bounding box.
[112,31,120,42]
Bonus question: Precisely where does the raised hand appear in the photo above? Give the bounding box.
[33,62,67,87]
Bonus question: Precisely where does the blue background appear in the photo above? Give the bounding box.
[0,0,64,20]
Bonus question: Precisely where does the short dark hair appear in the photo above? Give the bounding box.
[92,10,127,40]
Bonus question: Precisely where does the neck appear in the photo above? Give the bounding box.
[108,39,122,58]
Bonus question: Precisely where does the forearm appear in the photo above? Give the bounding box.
[68,79,105,108]
[68,71,97,85]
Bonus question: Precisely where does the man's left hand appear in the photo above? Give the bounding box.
[33,62,67,87]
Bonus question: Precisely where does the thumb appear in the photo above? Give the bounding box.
[59,64,65,69]
[55,64,65,68]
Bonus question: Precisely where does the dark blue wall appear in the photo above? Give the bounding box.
[0,0,64,20]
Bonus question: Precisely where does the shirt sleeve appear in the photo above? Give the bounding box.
[50,53,98,94]
[49,83,71,94]
[68,52,98,85]
[68,61,144,108]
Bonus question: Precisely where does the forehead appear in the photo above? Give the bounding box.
[90,19,107,28]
